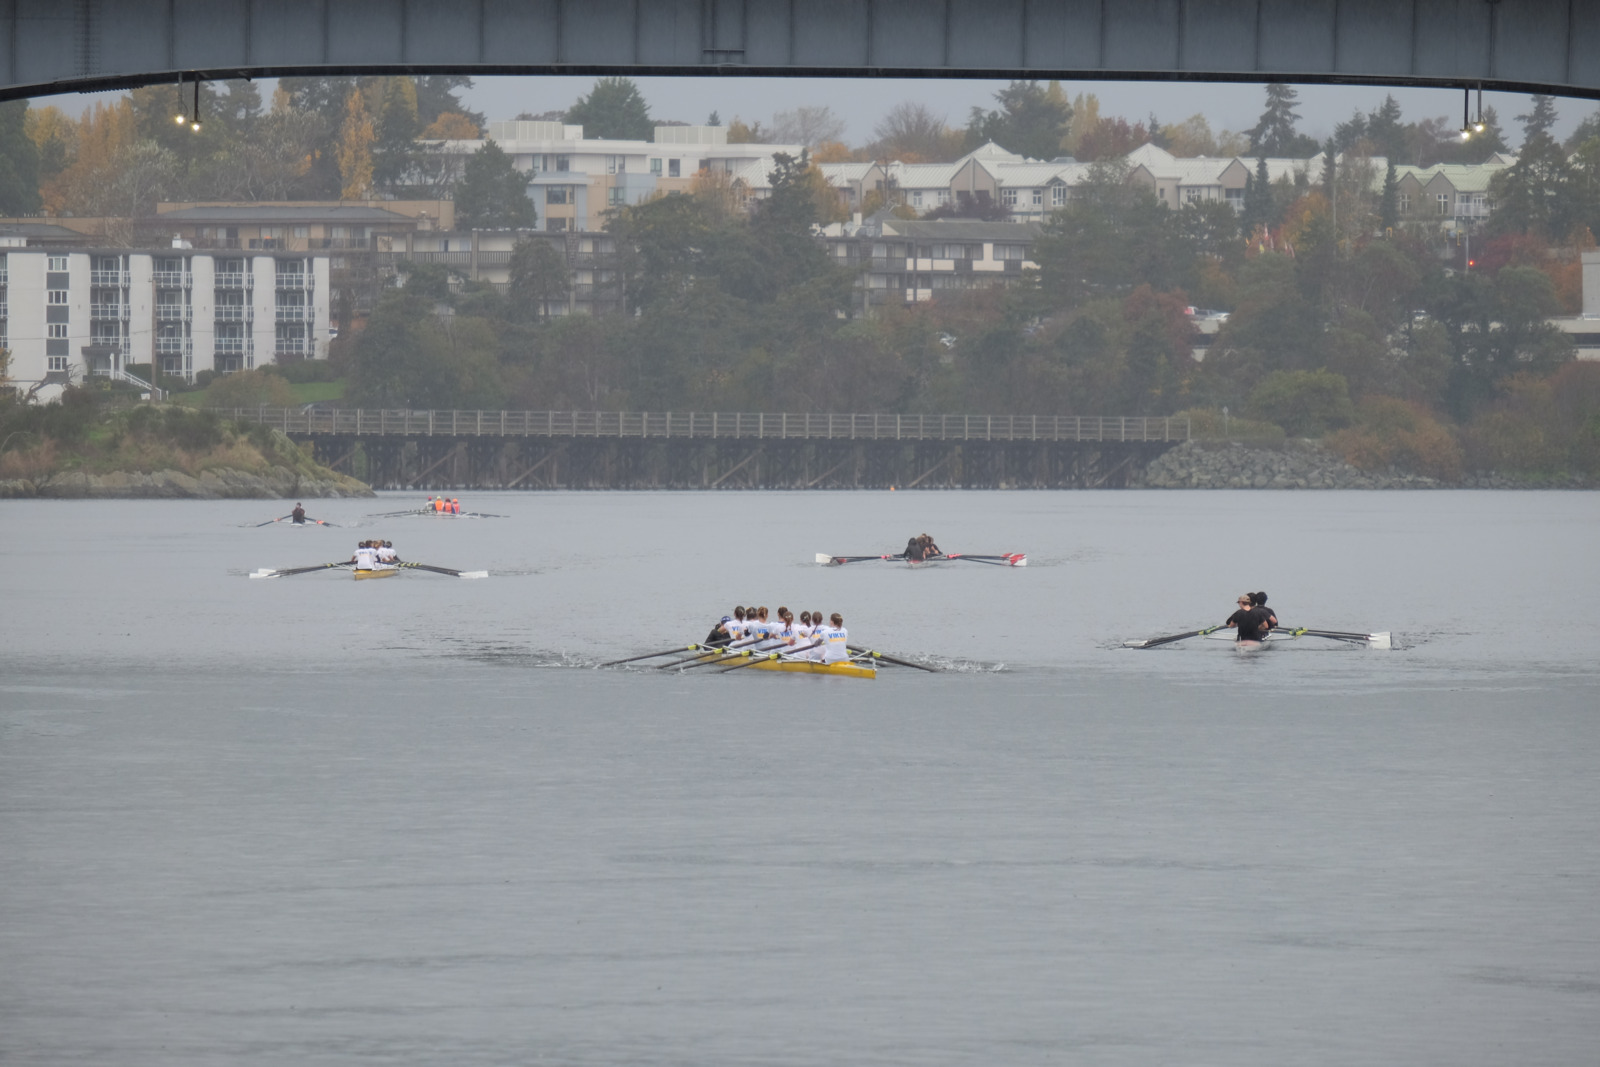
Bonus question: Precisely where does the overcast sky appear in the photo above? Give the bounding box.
[458,76,1596,150]
[40,76,1597,151]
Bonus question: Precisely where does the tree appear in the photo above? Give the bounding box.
[368,76,421,192]
[565,77,653,140]
[336,88,375,200]
[1366,94,1408,162]
[1076,117,1149,162]
[1246,83,1318,157]
[966,81,1072,160]
[1516,94,1558,144]
[1240,156,1274,235]
[1245,369,1354,436]
[872,102,958,162]
[1565,106,1600,152]
[1487,132,1582,241]
[509,238,571,322]
[455,140,536,229]
[1379,160,1399,232]
[413,75,483,130]
[769,106,846,148]
[422,112,480,140]
[707,111,721,126]
[0,101,41,216]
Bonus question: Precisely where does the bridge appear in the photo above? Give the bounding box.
[220,407,1190,489]
[3,0,1597,103]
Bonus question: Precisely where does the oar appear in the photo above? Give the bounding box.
[396,562,489,579]
[249,561,352,579]
[365,508,431,518]
[659,637,761,669]
[1123,624,1224,649]
[846,646,939,672]
[1275,627,1389,646]
[303,517,341,528]
[254,514,294,527]
[603,643,717,668]
[718,641,823,673]
[815,553,903,565]
[946,553,1027,567]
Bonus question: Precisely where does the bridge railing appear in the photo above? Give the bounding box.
[212,408,1190,443]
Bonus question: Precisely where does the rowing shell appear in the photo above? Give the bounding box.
[694,651,875,679]
[816,552,1026,567]
[353,566,399,581]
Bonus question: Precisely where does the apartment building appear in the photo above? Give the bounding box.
[1,245,330,402]
[457,122,806,232]
[822,218,1042,309]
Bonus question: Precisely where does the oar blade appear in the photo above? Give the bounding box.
[457,570,488,579]
[815,553,837,565]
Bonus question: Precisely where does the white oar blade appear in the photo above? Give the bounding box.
[249,569,279,579]
[458,570,489,579]
[1367,631,1392,650]
[1121,638,1151,648]
[814,553,836,565]
[1009,554,1027,567]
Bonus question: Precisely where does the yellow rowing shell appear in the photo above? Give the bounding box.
[352,567,399,580]
[696,652,875,679]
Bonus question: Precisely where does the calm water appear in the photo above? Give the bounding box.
[2,491,1597,1065]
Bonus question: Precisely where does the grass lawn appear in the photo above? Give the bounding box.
[290,381,345,404]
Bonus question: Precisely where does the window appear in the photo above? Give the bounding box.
[994,244,1026,261]
[1398,193,1411,214]
[1001,188,1018,206]
[911,191,923,207]
[48,256,68,271]
[606,155,626,174]
[546,187,568,205]
[1184,187,1208,203]
[48,323,68,338]
[650,158,662,175]
[668,159,680,178]
[937,190,950,205]
[547,218,568,233]
[608,187,626,206]
[293,226,309,238]
[1032,188,1044,205]
[48,356,67,371]
[1436,194,1450,215]
[47,290,68,304]
[1052,185,1067,207]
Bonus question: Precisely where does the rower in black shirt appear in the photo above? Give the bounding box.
[1226,593,1270,643]
[1250,592,1278,632]
[920,533,942,557]
[290,502,306,525]
[904,535,926,562]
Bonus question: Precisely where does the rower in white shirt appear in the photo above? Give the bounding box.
[353,541,378,571]
[820,613,849,663]
[376,541,397,564]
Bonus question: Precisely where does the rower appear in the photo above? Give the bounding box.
[904,535,925,562]
[921,533,942,557]
[290,502,306,525]
[809,609,826,659]
[376,540,397,564]
[353,540,378,571]
[1226,593,1269,643]
[1251,592,1278,631]
[820,613,849,663]
[451,498,461,515]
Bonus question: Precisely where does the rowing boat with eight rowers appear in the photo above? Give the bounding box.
[602,606,942,678]
[250,539,488,580]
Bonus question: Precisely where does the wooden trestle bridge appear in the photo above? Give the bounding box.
[217,409,1190,490]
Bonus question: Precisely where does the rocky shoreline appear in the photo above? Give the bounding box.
[0,468,373,499]
[1134,440,1593,489]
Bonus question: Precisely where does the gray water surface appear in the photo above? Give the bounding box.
[2,491,1597,1065]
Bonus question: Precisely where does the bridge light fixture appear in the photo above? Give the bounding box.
[173,74,186,126]
[1459,87,1473,142]
[1473,85,1486,134]
[189,76,202,133]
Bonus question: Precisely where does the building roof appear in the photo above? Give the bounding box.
[879,219,1044,242]
[156,205,416,224]
[0,222,94,244]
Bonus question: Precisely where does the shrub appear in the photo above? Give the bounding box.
[1245,368,1354,437]
[1176,406,1286,446]
[1327,396,1463,481]
[276,358,340,384]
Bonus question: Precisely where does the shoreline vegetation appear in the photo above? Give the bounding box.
[0,389,371,499]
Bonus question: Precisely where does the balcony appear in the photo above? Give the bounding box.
[214,272,251,290]
[213,336,249,354]
[155,337,190,355]
[274,273,309,289]
[214,305,249,321]
[312,237,372,250]
[274,305,313,322]
[90,269,126,286]
[89,303,129,321]
[155,304,191,321]
[152,270,191,288]
[275,341,310,357]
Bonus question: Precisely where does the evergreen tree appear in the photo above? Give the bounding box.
[509,237,571,322]
[1467,105,1509,158]
[1247,83,1312,157]
[456,140,537,229]
[1379,161,1399,232]
[965,81,1073,160]
[1516,94,1558,145]
[1241,156,1274,233]
[413,75,484,129]
[1321,137,1337,201]
[0,101,42,216]
[1332,111,1368,153]
[565,77,653,140]
[1146,113,1170,150]
[707,111,721,127]
[1565,106,1600,151]
[1366,94,1407,163]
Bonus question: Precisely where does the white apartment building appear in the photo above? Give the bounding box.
[457,122,806,232]
[1,244,330,402]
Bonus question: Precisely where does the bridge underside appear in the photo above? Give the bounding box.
[302,435,1172,490]
[3,0,1599,103]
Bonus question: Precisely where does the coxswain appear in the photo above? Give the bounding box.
[704,614,734,648]
[904,535,926,563]
[1226,593,1269,644]
[820,613,849,663]
[1250,592,1278,632]
[290,502,306,525]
